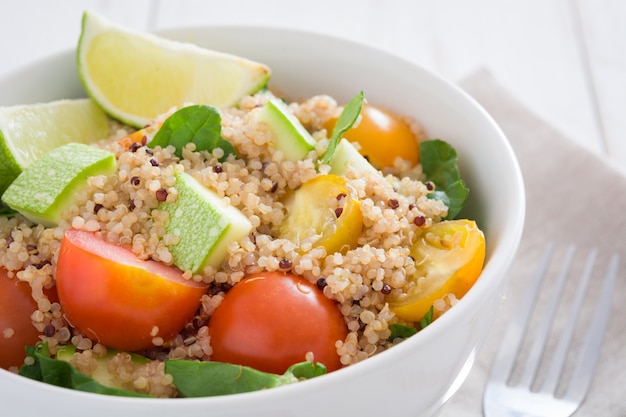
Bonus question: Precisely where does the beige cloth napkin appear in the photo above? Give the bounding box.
[439,70,626,417]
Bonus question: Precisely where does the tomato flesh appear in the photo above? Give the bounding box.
[324,103,419,169]
[0,267,42,369]
[387,219,486,322]
[280,174,362,254]
[209,272,347,374]
[56,229,207,351]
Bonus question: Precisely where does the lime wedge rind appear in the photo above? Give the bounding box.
[0,99,110,196]
[77,11,272,128]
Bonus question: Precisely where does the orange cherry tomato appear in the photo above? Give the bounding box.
[117,122,161,150]
[55,229,208,351]
[209,272,347,374]
[280,174,362,254]
[387,219,485,322]
[324,103,419,169]
[0,267,41,369]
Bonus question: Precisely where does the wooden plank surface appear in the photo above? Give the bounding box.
[576,0,626,169]
[1,0,624,171]
[152,0,604,157]
[0,1,152,73]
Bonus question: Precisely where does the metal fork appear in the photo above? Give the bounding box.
[483,244,620,417]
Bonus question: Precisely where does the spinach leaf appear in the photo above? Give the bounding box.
[148,105,236,162]
[420,139,469,219]
[420,305,434,329]
[0,203,16,218]
[287,361,327,379]
[165,359,326,397]
[389,323,418,339]
[389,306,434,340]
[19,343,150,398]
[319,91,364,165]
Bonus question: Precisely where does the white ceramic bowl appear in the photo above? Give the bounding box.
[0,26,525,417]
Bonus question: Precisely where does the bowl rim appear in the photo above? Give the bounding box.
[0,23,526,407]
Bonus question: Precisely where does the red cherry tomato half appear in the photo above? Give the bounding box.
[0,267,42,369]
[209,272,347,374]
[55,229,208,351]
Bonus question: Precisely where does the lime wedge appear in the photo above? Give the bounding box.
[0,99,110,196]
[77,11,271,128]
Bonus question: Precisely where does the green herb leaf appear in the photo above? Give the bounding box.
[287,361,327,379]
[19,344,43,381]
[420,305,434,329]
[165,359,326,397]
[148,104,236,162]
[19,343,150,397]
[420,139,469,219]
[389,323,418,339]
[0,203,16,218]
[319,91,365,165]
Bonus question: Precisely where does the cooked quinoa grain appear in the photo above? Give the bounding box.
[0,91,459,397]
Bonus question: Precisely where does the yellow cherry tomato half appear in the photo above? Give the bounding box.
[280,174,362,254]
[324,103,419,169]
[56,229,208,351]
[387,219,485,322]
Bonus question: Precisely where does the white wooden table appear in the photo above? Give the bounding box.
[2,0,624,172]
[1,1,625,415]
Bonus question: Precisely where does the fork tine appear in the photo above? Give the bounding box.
[484,247,620,417]
[564,253,620,404]
[539,248,597,394]
[488,243,555,384]
[517,245,576,388]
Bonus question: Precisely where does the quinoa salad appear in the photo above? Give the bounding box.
[0,14,485,400]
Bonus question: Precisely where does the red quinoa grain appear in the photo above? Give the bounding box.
[0,91,453,397]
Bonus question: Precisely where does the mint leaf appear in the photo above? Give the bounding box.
[149,105,236,162]
[420,139,469,219]
[319,91,364,165]
[165,359,326,397]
